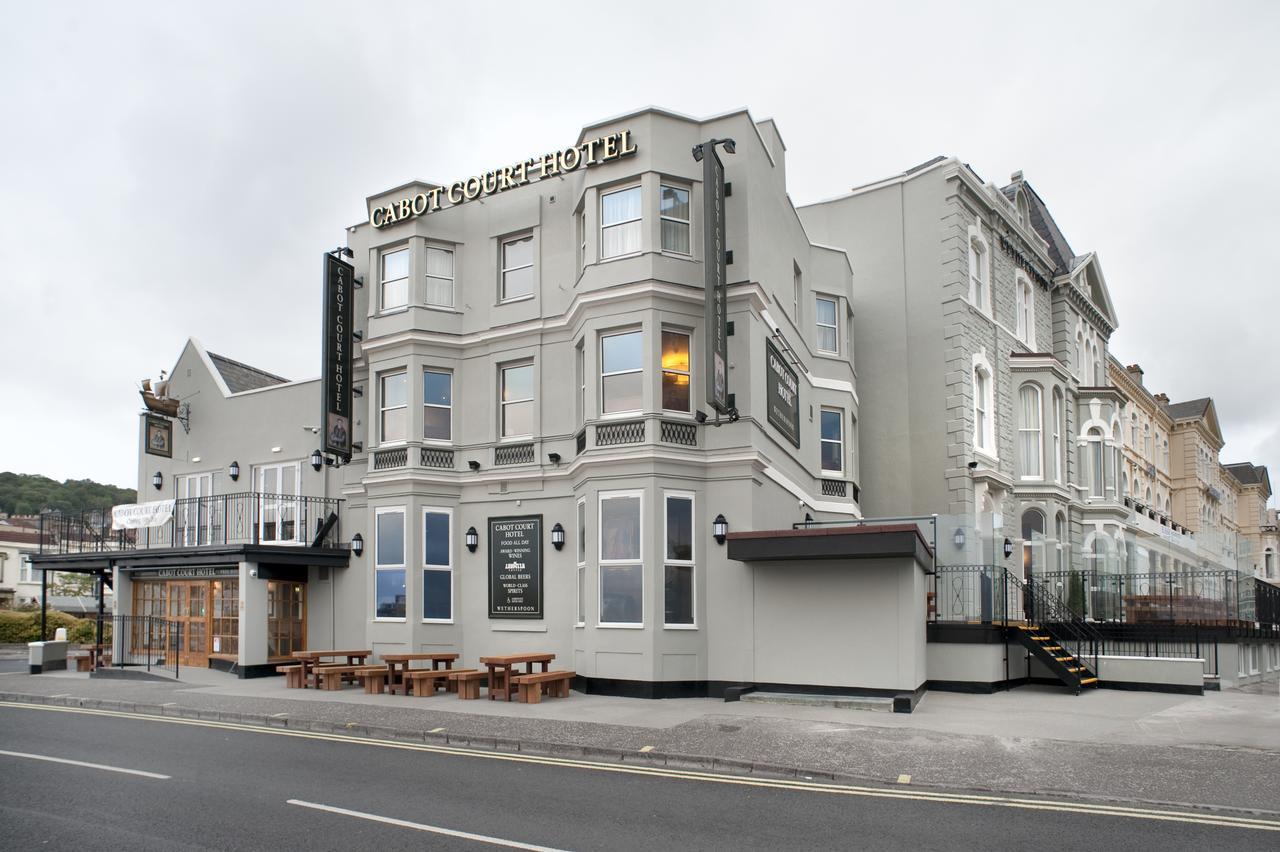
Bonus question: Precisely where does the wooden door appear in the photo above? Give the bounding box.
[168,580,211,668]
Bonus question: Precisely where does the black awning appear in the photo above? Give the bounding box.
[727,523,934,571]
[32,544,351,572]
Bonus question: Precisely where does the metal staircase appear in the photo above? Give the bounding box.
[1005,573,1102,694]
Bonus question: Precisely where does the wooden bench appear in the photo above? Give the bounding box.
[404,667,477,697]
[316,665,365,690]
[68,650,92,672]
[450,669,490,700]
[356,665,390,694]
[512,670,575,704]
[275,664,304,688]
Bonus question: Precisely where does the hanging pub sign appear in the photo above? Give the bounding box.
[765,338,801,447]
[321,252,355,462]
[144,415,172,458]
[488,515,543,619]
[702,144,729,413]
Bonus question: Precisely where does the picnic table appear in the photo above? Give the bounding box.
[478,653,554,702]
[87,644,112,669]
[290,649,373,689]
[380,652,460,695]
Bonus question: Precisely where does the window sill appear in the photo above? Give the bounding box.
[498,294,535,306]
[662,624,698,631]
[422,304,460,314]
[597,623,645,630]
[658,250,694,261]
[373,617,407,623]
[421,619,454,625]
[600,410,643,420]
[574,622,586,629]
[814,350,842,360]
[377,306,410,317]
[974,448,999,465]
[597,251,643,264]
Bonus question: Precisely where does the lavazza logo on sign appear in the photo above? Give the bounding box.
[370,130,637,228]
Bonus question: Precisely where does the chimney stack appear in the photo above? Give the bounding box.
[1155,392,1170,405]
[1126,364,1144,386]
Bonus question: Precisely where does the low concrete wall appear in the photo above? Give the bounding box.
[1095,655,1204,694]
[927,642,1029,688]
[28,640,68,674]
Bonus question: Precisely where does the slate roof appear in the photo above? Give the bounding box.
[1163,397,1212,421]
[1224,463,1267,487]
[207,352,289,394]
[1009,180,1076,274]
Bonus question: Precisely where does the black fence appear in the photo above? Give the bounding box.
[77,615,180,678]
[39,492,343,554]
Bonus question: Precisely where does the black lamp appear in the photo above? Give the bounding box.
[350,533,363,557]
[310,449,324,471]
[228,460,240,482]
[468,460,481,472]
[152,471,163,491]
[1003,537,1014,559]
[548,452,561,464]
[551,522,565,550]
[695,411,708,424]
[953,528,966,549]
[713,514,728,545]
[465,526,479,553]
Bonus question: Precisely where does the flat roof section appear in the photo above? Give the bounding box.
[726,523,934,571]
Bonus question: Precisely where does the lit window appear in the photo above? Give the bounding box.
[601,186,642,258]
[375,508,406,619]
[500,363,534,438]
[423,370,451,441]
[1018,385,1042,478]
[422,508,451,622]
[816,296,838,354]
[661,330,691,412]
[664,493,694,627]
[380,371,407,444]
[660,185,690,254]
[821,408,844,475]
[601,330,643,414]
[381,248,409,310]
[501,234,534,301]
[425,246,454,308]
[599,491,642,626]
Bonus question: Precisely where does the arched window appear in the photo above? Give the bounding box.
[1022,509,1046,576]
[1075,332,1085,379]
[1052,389,1064,482]
[968,231,987,312]
[1143,423,1151,459]
[1265,549,1275,579]
[1018,385,1042,478]
[1088,427,1105,498]
[1111,424,1121,497]
[973,360,993,453]
[1131,412,1138,448]
[1015,274,1034,347]
[1121,470,1129,497]
[1055,512,1068,572]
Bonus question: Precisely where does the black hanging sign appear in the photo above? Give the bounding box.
[321,252,355,461]
[488,515,543,619]
[703,145,729,413]
[765,338,801,447]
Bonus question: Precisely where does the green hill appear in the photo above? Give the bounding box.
[0,472,136,515]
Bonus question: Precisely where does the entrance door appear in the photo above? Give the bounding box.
[256,462,301,544]
[168,580,210,668]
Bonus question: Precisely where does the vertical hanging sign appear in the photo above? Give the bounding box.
[321,252,354,461]
[702,145,729,413]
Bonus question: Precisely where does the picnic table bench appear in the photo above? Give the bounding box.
[450,669,491,700]
[68,650,93,672]
[380,652,459,696]
[275,664,304,688]
[478,653,555,702]
[512,670,575,704]
[405,667,478,697]
[290,650,373,689]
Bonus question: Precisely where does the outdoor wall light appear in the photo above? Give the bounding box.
[551,522,566,550]
[310,449,324,471]
[468,460,481,471]
[547,452,561,464]
[350,533,363,558]
[152,471,163,491]
[228,460,240,482]
[465,526,479,553]
[694,411,708,424]
[713,514,729,545]
[953,528,966,549]
[1003,537,1014,559]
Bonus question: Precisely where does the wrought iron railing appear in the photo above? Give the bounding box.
[108,614,180,678]
[39,492,342,554]
[1032,569,1256,626]
[494,442,535,465]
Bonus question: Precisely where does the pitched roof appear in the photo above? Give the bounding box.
[206,352,289,394]
[1224,463,1270,490]
[1012,180,1076,274]
[1163,397,1212,420]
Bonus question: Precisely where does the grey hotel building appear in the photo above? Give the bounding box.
[36,107,1278,703]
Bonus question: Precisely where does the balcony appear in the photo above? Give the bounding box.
[38,492,344,555]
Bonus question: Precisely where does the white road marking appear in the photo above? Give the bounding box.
[272,712,289,718]
[287,799,567,850]
[897,774,911,784]
[428,727,445,733]
[0,748,170,779]
[639,746,654,753]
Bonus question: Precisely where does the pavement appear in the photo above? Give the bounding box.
[1,648,1278,816]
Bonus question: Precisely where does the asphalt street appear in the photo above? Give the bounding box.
[1,703,1276,851]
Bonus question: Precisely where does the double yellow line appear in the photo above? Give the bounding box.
[3,700,1277,833]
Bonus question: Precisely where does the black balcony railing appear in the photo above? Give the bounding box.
[39,492,343,554]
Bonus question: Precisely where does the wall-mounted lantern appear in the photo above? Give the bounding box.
[466,526,479,553]
[551,523,566,550]
[713,514,728,545]
[152,471,163,491]
[350,533,363,558]
[228,460,240,482]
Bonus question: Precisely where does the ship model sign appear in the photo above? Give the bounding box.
[139,373,189,458]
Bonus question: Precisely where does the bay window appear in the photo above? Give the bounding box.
[664,493,695,627]
[661,330,691,412]
[816,296,838,354]
[379,371,407,444]
[381,247,409,310]
[423,369,452,442]
[820,408,844,475]
[501,234,534,301]
[1018,385,1042,479]
[576,498,587,627]
[601,330,643,414]
[500,363,534,438]
[599,491,642,626]
[601,186,642,258]
[425,246,454,307]
[660,184,690,254]
[422,508,452,622]
[375,508,406,619]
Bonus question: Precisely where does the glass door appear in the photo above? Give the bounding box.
[257,462,301,544]
[177,473,214,546]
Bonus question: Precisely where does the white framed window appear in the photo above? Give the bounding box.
[661,330,691,413]
[576,342,586,425]
[1088,427,1105,498]
[664,492,695,628]
[820,408,844,476]
[1018,385,1043,479]
[1143,423,1152,459]
[973,354,995,456]
[501,234,534,301]
[19,554,33,584]
[792,262,802,319]
[968,231,988,312]
[601,329,643,415]
[599,490,643,627]
[254,463,300,545]
[500,363,534,439]
[659,184,690,254]
[425,246,454,308]
[576,498,587,627]
[1052,388,1064,483]
[379,370,408,444]
[422,507,452,622]
[815,296,839,355]
[576,205,586,273]
[375,507,406,620]
[381,247,409,310]
[423,369,451,442]
[601,185,642,259]
[1015,273,1034,347]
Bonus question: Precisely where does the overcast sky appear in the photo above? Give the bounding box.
[1,1,1276,505]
